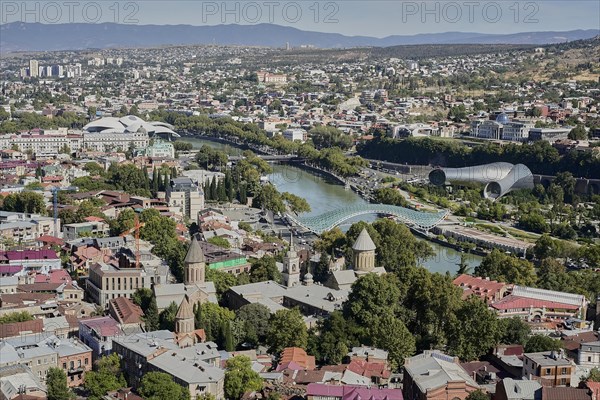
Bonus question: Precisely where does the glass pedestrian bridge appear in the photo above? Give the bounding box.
[286,204,449,235]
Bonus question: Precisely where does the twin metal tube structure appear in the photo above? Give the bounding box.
[428,162,534,200]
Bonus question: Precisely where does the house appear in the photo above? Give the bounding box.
[78,316,124,359]
[494,378,542,400]
[522,350,576,387]
[108,296,144,330]
[112,331,224,400]
[0,249,61,277]
[452,274,510,303]
[306,383,403,400]
[403,351,481,400]
[278,347,315,371]
[347,346,388,365]
[578,341,600,367]
[0,364,47,399]
[540,386,592,400]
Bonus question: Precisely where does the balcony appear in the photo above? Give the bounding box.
[67,366,84,374]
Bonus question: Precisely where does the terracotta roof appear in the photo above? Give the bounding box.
[80,316,123,337]
[561,332,599,351]
[453,274,508,301]
[109,296,144,325]
[491,295,580,311]
[585,382,600,400]
[279,347,316,370]
[36,235,65,246]
[34,269,72,284]
[0,319,44,339]
[541,387,592,400]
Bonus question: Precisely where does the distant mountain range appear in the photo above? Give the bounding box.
[1,22,598,52]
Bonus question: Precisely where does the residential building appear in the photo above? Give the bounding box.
[452,274,511,303]
[522,351,575,387]
[0,211,58,248]
[112,331,224,399]
[166,177,205,220]
[279,347,316,370]
[108,296,145,330]
[578,341,600,367]
[0,249,61,277]
[306,383,403,400]
[0,334,92,387]
[29,60,39,78]
[63,221,110,240]
[283,129,307,142]
[79,316,125,359]
[403,351,481,400]
[86,262,151,308]
[494,378,542,400]
[0,364,47,400]
[347,346,388,365]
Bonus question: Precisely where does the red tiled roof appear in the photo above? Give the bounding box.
[1,249,59,261]
[0,319,44,339]
[541,386,592,400]
[491,295,580,311]
[37,235,65,246]
[109,296,144,325]
[280,347,316,370]
[80,316,123,337]
[585,382,600,400]
[34,269,72,284]
[453,274,508,301]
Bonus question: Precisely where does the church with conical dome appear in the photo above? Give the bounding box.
[152,235,217,322]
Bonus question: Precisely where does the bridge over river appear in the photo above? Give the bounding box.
[285,203,449,235]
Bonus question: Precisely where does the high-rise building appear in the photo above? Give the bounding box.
[29,59,39,77]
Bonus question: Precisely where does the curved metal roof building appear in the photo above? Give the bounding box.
[429,163,534,200]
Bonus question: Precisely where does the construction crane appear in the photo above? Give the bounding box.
[120,215,145,268]
[51,186,78,238]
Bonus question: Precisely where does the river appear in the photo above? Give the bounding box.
[179,136,482,274]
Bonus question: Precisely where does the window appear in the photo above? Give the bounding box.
[545,368,551,375]
[85,358,89,365]
[70,361,74,369]
[561,368,568,374]
[63,362,67,369]
[78,360,82,367]
[37,359,41,365]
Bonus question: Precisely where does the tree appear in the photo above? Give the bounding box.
[266,308,308,355]
[499,316,531,345]
[314,227,346,254]
[224,356,263,400]
[1,191,46,214]
[207,236,231,249]
[568,125,588,140]
[525,335,562,353]
[206,269,238,299]
[474,249,537,286]
[371,313,416,371]
[343,273,402,329]
[466,390,489,400]
[249,256,281,283]
[236,303,271,346]
[456,254,472,276]
[144,296,160,332]
[47,367,73,400]
[447,297,502,361]
[0,311,33,324]
[139,372,190,400]
[159,301,178,331]
[197,302,235,344]
[84,353,127,400]
[581,367,600,383]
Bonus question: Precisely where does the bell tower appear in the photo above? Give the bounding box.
[184,236,206,285]
[282,235,300,287]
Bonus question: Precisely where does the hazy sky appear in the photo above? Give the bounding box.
[2,1,598,37]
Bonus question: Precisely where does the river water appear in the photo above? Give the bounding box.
[180,136,482,274]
